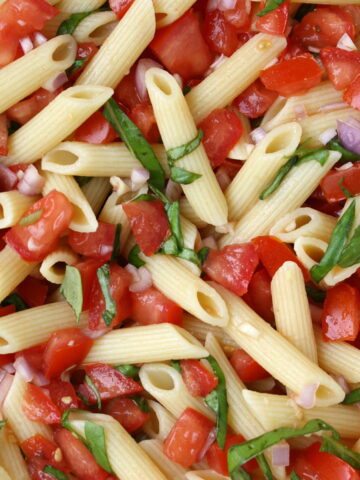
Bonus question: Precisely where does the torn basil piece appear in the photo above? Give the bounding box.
[84,420,113,473]
[167,130,204,164]
[19,209,43,226]
[60,265,83,322]
[327,136,360,163]
[57,11,94,35]
[43,465,70,480]
[290,472,301,480]
[170,166,202,185]
[338,225,360,268]
[338,177,354,199]
[165,201,183,250]
[0,419,7,430]
[115,364,140,378]
[305,285,326,303]
[259,156,297,200]
[342,388,360,405]
[96,264,116,326]
[2,293,27,311]
[256,0,286,17]
[66,58,88,77]
[320,435,360,469]
[85,375,102,410]
[132,395,150,413]
[171,360,181,373]
[128,244,146,267]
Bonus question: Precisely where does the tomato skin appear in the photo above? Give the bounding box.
[7,88,62,125]
[247,268,274,323]
[203,10,239,57]
[130,286,183,326]
[114,66,141,110]
[232,79,278,119]
[322,282,360,342]
[22,434,69,472]
[344,73,360,111]
[260,54,323,97]
[109,0,134,19]
[150,9,213,80]
[74,258,104,311]
[255,0,289,36]
[105,397,150,432]
[340,5,360,35]
[221,0,251,29]
[230,349,269,382]
[123,200,170,256]
[0,305,15,318]
[22,383,61,424]
[0,114,8,156]
[6,190,73,262]
[16,344,44,371]
[0,25,18,68]
[48,380,79,413]
[320,47,360,91]
[129,104,160,143]
[163,408,215,467]
[199,108,243,167]
[279,38,308,61]
[68,221,116,261]
[17,276,48,307]
[42,328,93,379]
[180,359,218,397]
[203,244,259,296]
[88,264,132,330]
[74,112,117,144]
[320,164,360,203]
[68,42,98,81]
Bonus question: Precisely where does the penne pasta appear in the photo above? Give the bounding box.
[0,191,39,229]
[153,0,197,27]
[39,243,78,284]
[73,11,118,46]
[81,176,111,215]
[0,425,30,480]
[0,246,35,303]
[143,400,176,442]
[140,439,189,480]
[55,0,107,12]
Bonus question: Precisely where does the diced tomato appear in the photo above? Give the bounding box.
[16,344,44,371]
[42,328,93,379]
[199,108,243,167]
[54,428,109,480]
[73,111,117,144]
[7,88,61,125]
[180,359,218,397]
[88,264,132,330]
[340,5,360,35]
[344,73,360,111]
[221,0,251,29]
[0,25,18,67]
[292,7,356,49]
[203,10,239,57]
[322,282,360,342]
[252,236,310,281]
[203,244,259,296]
[150,9,213,80]
[230,349,269,383]
[0,352,14,366]
[109,0,134,20]
[69,42,98,81]
[123,200,170,256]
[260,54,323,97]
[232,79,278,119]
[105,397,150,432]
[68,221,116,261]
[77,363,142,404]
[114,66,141,110]
[206,432,257,475]
[255,0,289,36]
[0,114,8,156]
[247,268,274,323]
[320,164,360,203]
[279,38,308,61]
[17,276,48,307]
[22,383,61,424]
[129,104,160,143]
[131,286,183,326]
[74,258,104,311]
[48,380,79,413]
[6,190,73,262]
[163,408,215,466]
[0,305,15,318]
[22,433,68,470]
[320,47,360,91]
[237,31,257,47]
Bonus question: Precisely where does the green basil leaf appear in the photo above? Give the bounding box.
[61,408,89,440]
[327,137,360,163]
[167,130,204,165]
[341,388,360,405]
[183,85,192,95]
[290,472,301,480]
[171,360,181,373]
[149,184,169,204]
[198,247,210,265]
[66,58,88,77]
[103,99,166,191]
[43,465,70,480]
[84,420,113,473]
[257,454,273,480]
[305,285,326,303]
[132,194,157,202]
[339,177,354,199]
[115,364,140,378]
[161,236,179,255]
[19,209,43,226]
[256,0,286,17]
[170,166,202,185]
[111,224,121,262]
[165,201,183,250]
[227,419,339,475]
[0,419,7,430]
[85,375,101,410]
[57,11,94,35]
[310,200,355,282]
[132,395,150,413]
[204,355,228,450]
[2,293,27,311]
[128,244,146,267]
[338,225,360,268]
[259,156,297,200]
[230,467,252,480]
[60,265,83,323]
[320,435,360,469]
[97,264,116,326]
[176,248,201,267]
[75,176,92,187]
[297,149,329,166]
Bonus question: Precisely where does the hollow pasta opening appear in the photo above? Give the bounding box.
[303,244,325,263]
[293,214,312,229]
[71,204,92,229]
[152,73,173,96]
[145,368,175,391]
[145,406,160,435]
[52,42,73,62]
[197,291,221,318]
[265,129,295,154]
[51,261,67,276]
[70,90,99,100]
[48,150,79,166]
[89,22,117,41]
[0,204,4,221]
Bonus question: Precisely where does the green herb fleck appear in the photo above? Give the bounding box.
[97,264,116,326]
[60,265,83,322]
[19,209,43,226]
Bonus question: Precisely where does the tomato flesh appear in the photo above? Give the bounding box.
[7,88,62,125]
[131,286,183,326]
[48,379,79,413]
[180,359,218,397]
[203,10,239,57]
[0,305,15,318]
[17,276,48,307]
[74,258,104,311]
[68,221,116,261]
[230,349,269,383]
[320,47,360,91]
[129,104,160,143]
[344,73,360,111]
[105,397,150,432]
[255,0,289,36]
[74,111,117,144]
[221,0,251,29]
[16,344,45,372]
[22,383,61,424]
[114,66,141,110]
[109,0,134,19]
[320,164,360,203]
[0,114,8,156]
[247,268,274,323]
[232,79,278,119]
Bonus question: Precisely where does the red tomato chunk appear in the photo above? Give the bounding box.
[74,111,118,144]
[232,80,278,119]
[320,164,360,203]
[130,286,183,326]
[48,379,79,413]
[74,258,104,311]
[105,397,150,432]
[203,10,239,57]
[230,349,269,383]
[7,88,62,125]
[344,73,360,111]
[246,268,274,323]
[22,433,70,477]
[320,47,360,91]
[68,221,116,261]
[17,276,48,307]
[255,0,289,36]
[22,383,61,424]
[129,104,160,143]
[180,359,218,397]
[0,114,8,156]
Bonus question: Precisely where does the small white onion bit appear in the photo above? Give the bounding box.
[135,58,163,102]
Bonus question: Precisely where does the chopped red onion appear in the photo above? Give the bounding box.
[250,127,266,144]
[345,116,360,129]
[294,382,320,409]
[82,328,109,339]
[33,372,50,387]
[294,104,308,121]
[135,58,163,102]
[33,32,47,47]
[337,33,357,51]
[165,179,182,202]
[201,236,218,250]
[0,165,17,191]
[14,356,35,383]
[42,71,68,92]
[318,128,337,145]
[1,363,15,374]
[197,428,217,461]
[207,0,237,11]
[127,266,152,293]
[216,167,231,191]
[0,374,13,408]
[17,165,45,196]
[272,443,290,467]
[336,161,353,171]
[130,168,150,190]
[19,36,34,54]
[338,119,360,155]
[308,46,320,54]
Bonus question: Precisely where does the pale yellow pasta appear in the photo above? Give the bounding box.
[81,177,111,215]
[39,243,78,284]
[179,197,208,229]
[252,0,359,4]
[186,34,287,124]
[140,253,229,326]
[139,363,215,420]
[143,400,176,441]
[293,236,328,274]
[55,0,107,12]
[153,0,196,27]
[84,323,209,364]
[0,246,35,303]
[3,374,52,442]
[178,216,201,276]
[73,11,118,45]
[272,262,317,363]
[225,122,302,221]
[0,302,87,354]
[261,82,344,132]
[227,114,254,161]
[183,314,238,350]
[42,171,98,232]
[140,439,189,480]
[185,471,228,480]
[76,0,155,87]
[0,466,11,480]
[220,151,341,246]
[269,207,337,243]
[0,425,30,480]
[4,85,113,166]
[0,35,76,114]
[41,12,69,38]
[146,68,228,226]
[0,191,38,229]
[214,283,345,406]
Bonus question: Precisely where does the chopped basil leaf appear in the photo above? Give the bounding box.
[257,454,273,480]
[321,435,360,469]
[183,85,192,95]
[8,121,21,135]
[327,137,360,163]
[61,408,88,440]
[57,11,94,35]
[171,360,181,373]
[66,58,88,77]
[342,388,360,405]
[198,247,210,264]
[111,224,121,262]
[19,209,43,226]
[204,355,228,450]
[0,419,7,430]
[230,467,251,480]
[132,395,150,413]
[43,465,70,480]
[305,285,326,303]
[115,364,140,378]
[60,265,83,323]
[176,248,201,267]
[290,472,301,480]
[2,293,27,311]
[161,236,179,255]
[148,184,169,204]
[84,420,113,473]
[256,0,286,17]
[260,156,297,200]
[339,177,354,199]
[310,200,355,282]
[128,244,146,267]
[170,166,201,185]
[132,194,157,202]
[97,264,116,326]
[103,99,166,191]
[338,225,360,268]
[75,176,92,187]
[85,375,101,410]
[227,419,339,476]
[296,148,329,166]
[167,130,204,164]
[165,201,183,250]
